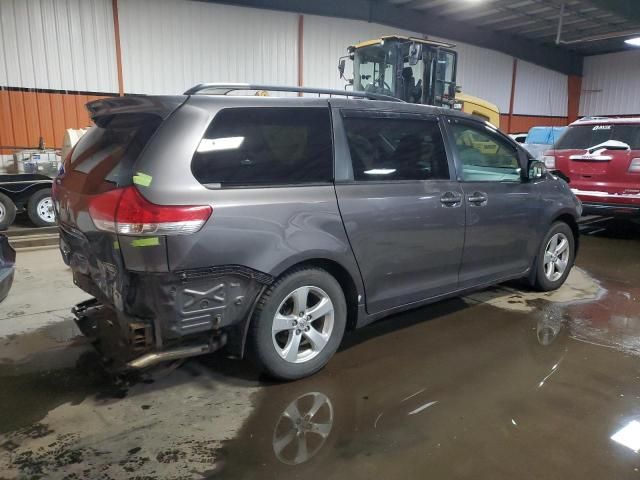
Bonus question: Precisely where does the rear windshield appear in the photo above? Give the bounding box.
[191,107,332,187]
[555,124,640,150]
[65,113,162,194]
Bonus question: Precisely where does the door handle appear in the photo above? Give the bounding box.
[440,191,462,207]
[467,192,488,206]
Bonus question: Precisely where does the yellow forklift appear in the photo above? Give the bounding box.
[338,36,500,127]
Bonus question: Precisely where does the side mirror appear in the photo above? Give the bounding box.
[528,160,546,180]
[455,85,462,93]
[338,58,346,79]
[409,42,421,66]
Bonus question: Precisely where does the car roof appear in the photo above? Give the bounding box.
[571,116,640,126]
[184,94,477,121]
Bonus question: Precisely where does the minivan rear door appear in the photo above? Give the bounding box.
[55,96,184,302]
[333,108,465,315]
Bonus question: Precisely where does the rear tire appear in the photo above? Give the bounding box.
[27,188,56,227]
[533,222,575,292]
[0,192,17,230]
[248,267,347,381]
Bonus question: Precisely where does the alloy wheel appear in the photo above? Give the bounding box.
[271,286,334,364]
[543,232,570,282]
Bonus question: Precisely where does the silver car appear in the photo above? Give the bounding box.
[54,85,581,380]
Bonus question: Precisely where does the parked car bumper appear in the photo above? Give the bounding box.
[581,201,640,218]
[571,188,640,217]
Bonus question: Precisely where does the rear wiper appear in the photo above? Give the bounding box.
[586,140,630,154]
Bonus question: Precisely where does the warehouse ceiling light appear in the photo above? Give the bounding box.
[624,37,640,46]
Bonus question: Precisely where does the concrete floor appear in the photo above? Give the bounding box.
[1,218,639,479]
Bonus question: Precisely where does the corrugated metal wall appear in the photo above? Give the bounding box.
[453,42,513,114]
[302,18,564,120]
[513,60,568,117]
[1,0,598,148]
[0,0,118,92]
[0,91,104,149]
[118,0,299,95]
[580,50,640,116]
[0,0,117,149]
[302,20,514,113]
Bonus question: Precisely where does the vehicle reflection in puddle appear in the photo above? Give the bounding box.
[215,268,640,479]
[2,230,640,479]
[272,391,334,465]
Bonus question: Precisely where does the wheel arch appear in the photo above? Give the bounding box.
[550,212,580,256]
[282,258,360,333]
[526,211,580,286]
[229,256,363,360]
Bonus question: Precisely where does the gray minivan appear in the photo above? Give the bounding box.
[55,85,581,380]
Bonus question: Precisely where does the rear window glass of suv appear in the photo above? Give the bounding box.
[191,108,333,188]
[555,124,640,150]
[66,113,162,194]
[342,114,450,181]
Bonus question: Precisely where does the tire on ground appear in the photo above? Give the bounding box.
[247,267,347,381]
[0,192,17,231]
[27,188,55,227]
[533,221,575,292]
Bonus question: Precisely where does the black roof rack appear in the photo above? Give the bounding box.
[183,83,402,102]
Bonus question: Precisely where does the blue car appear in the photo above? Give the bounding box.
[523,126,567,160]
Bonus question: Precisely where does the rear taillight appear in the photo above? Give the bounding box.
[629,158,640,173]
[88,186,212,235]
[542,155,556,169]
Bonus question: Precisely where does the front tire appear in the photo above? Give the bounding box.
[533,222,575,291]
[248,267,347,381]
[27,188,56,227]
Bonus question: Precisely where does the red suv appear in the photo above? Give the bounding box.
[544,117,640,217]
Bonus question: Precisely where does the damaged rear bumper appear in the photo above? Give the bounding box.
[71,265,272,370]
[73,298,227,369]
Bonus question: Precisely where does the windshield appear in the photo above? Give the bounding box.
[353,44,396,96]
[555,124,640,150]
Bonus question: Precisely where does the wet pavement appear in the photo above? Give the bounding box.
[1,217,640,479]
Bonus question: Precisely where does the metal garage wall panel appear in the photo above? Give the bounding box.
[580,50,640,116]
[0,90,101,149]
[513,60,568,117]
[302,15,418,92]
[118,0,299,95]
[303,19,512,112]
[0,0,118,92]
[445,40,513,113]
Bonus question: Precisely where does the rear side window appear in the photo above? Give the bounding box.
[191,108,333,187]
[613,125,640,149]
[66,113,162,194]
[342,114,450,181]
[555,124,640,150]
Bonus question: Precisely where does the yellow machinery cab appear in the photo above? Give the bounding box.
[339,35,500,128]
